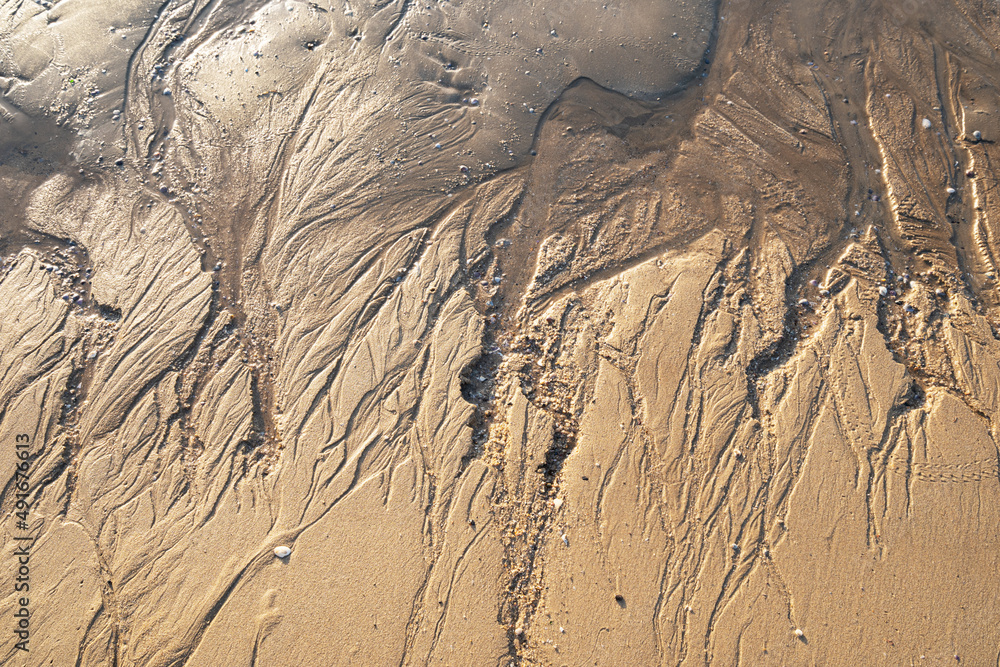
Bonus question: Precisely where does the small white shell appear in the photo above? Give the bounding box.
[274,546,292,558]
[553,498,563,510]
[946,187,956,194]
[794,628,805,638]
[921,118,932,129]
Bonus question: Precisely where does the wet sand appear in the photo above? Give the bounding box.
[2,0,1000,664]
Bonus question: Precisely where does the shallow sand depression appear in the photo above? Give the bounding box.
[2,0,1000,665]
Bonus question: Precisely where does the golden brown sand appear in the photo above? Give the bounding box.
[2,0,1000,664]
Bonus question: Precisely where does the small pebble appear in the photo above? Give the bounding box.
[274,546,291,558]
[973,130,982,141]
[947,187,956,194]
[921,118,932,129]
[794,628,805,639]
[553,498,563,510]
[879,286,888,296]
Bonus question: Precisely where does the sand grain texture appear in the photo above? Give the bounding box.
[2,0,1000,664]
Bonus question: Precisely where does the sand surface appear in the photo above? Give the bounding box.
[2,0,1000,664]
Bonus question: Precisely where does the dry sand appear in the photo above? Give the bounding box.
[1,0,1000,664]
